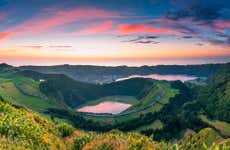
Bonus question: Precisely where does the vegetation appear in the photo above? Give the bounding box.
[0,63,230,149]
[0,97,229,149]
[179,128,229,150]
[200,115,230,137]
[0,99,66,149]
[39,77,154,108]
[0,70,66,111]
[19,63,229,83]
[198,63,230,122]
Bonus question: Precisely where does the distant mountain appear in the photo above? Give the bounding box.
[19,62,230,83]
[19,70,154,108]
[0,63,13,72]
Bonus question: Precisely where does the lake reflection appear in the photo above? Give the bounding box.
[116,74,197,82]
[77,101,131,114]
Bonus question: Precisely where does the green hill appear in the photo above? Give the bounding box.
[0,70,69,112]
[0,98,229,150]
[187,63,230,123]
[0,63,230,149]
[19,63,229,83]
[39,76,154,108]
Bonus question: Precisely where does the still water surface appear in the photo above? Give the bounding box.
[77,101,131,114]
[116,74,197,82]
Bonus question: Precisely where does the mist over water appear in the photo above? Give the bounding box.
[116,74,198,82]
[1,56,230,66]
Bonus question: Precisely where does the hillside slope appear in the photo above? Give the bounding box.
[19,63,229,83]
[0,98,229,150]
[196,63,230,122]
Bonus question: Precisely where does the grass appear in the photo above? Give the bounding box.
[143,82,178,113]
[0,81,54,110]
[0,88,229,149]
[128,83,162,110]
[0,100,67,149]
[134,120,164,132]
[200,115,230,137]
[0,71,63,111]
[179,128,226,150]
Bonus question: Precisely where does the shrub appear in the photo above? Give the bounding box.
[57,123,75,137]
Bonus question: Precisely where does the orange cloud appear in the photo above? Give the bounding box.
[80,20,113,34]
[0,32,12,39]
[117,24,180,35]
[5,8,120,37]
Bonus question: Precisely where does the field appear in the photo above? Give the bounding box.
[0,71,64,111]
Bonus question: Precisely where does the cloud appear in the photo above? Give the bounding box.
[0,13,5,20]
[214,20,230,32]
[20,45,73,49]
[122,35,159,42]
[165,3,221,24]
[206,37,230,47]
[142,35,159,39]
[117,24,180,35]
[182,35,193,39]
[162,2,230,34]
[135,40,160,44]
[20,46,43,49]
[215,20,230,28]
[0,32,12,39]
[4,7,120,37]
[0,11,8,21]
[196,43,204,46]
[79,20,113,34]
[117,34,129,38]
[121,35,160,44]
[148,2,230,47]
[49,46,72,48]
[149,18,198,35]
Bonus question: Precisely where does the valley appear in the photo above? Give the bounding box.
[1,0,230,149]
[0,63,229,149]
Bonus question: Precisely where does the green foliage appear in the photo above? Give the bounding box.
[73,130,156,150]
[57,122,75,137]
[200,115,230,137]
[0,100,66,149]
[19,63,228,83]
[198,64,230,122]
[0,98,229,150]
[179,128,224,150]
[40,76,154,108]
[0,71,67,111]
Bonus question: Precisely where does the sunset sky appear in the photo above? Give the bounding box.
[0,0,230,66]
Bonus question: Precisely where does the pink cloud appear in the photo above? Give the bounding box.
[80,20,113,34]
[0,11,7,20]
[215,20,230,28]
[5,7,120,37]
[213,20,230,33]
[0,32,12,39]
[117,24,180,35]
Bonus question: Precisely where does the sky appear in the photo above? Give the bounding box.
[0,0,230,66]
